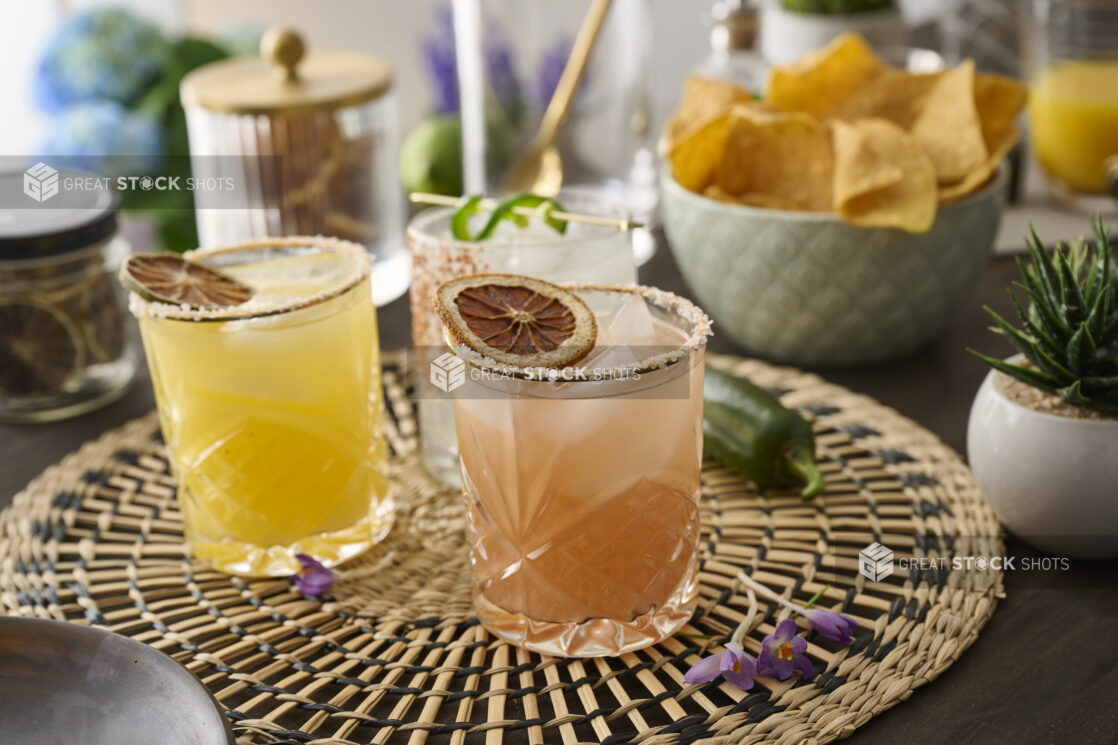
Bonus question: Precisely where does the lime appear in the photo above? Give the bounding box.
[435,274,597,368]
[120,253,254,309]
[399,114,464,197]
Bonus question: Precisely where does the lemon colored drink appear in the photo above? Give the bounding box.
[127,237,391,576]
[446,283,712,657]
[1029,62,1118,194]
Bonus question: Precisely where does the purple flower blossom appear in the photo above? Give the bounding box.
[536,36,573,110]
[294,554,335,597]
[683,642,757,691]
[756,619,815,681]
[804,609,858,644]
[422,6,459,114]
[484,22,523,124]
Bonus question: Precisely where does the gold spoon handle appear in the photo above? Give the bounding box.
[409,192,642,231]
[538,0,613,141]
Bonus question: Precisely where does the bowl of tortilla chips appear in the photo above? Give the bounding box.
[660,34,1025,366]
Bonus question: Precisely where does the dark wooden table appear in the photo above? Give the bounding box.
[2,243,1115,745]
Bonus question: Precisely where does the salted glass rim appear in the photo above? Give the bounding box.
[126,236,371,323]
[444,282,713,381]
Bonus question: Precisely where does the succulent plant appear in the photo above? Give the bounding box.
[970,215,1118,413]
[780,0,894,14]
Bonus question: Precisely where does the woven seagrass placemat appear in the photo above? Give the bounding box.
[0,352,1004,745]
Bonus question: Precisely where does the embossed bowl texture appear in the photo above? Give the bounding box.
[661,165,1008,366]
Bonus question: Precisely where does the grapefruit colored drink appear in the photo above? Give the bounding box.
[446,283,711,656]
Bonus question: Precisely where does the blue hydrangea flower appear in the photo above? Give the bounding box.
[40,101,163,178]
[35,8,169,112]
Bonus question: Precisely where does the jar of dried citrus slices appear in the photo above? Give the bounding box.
[0,169,138,422]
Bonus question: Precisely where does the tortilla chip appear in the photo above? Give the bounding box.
[669,113,732,192]
[664,75,754,143]
[973,72,1028,153]
[703,185,803,210]
[715,106,833,211]
[910,60,988,183]
[938,125,1018,203]
[827,68,937,125]
[767,33,886,119]
[937,73,1025,202]
[832,119,937,233]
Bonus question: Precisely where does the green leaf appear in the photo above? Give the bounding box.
[1016,279,1071,338]
[967,350,1061,394]
[1067,322,1097,372]
[1056,248,1088,325]
[156,211,200,254]
[983,306,1076,383]
[1026,223,1062,311]
[1085,280,1110,342]
[1008,288,1060,354]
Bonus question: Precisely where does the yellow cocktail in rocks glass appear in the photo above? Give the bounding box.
[435,275,712,656]
[124,237,391,576]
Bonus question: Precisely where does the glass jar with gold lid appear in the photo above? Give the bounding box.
[180,28,407,305]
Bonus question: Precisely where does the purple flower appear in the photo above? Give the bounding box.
[422,6,459,114]
[683,642,757,691]
[294,554,335,596]
[536,36,572,110]
[484,23,523,124]
[804,609,858,644]
[756,619,815,681]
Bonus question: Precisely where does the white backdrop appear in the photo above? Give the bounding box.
[0,0,946,157]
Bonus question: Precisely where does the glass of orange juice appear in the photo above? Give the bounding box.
[436,275,712,656]
[123,237,392,577]
[1026,0,1118,210]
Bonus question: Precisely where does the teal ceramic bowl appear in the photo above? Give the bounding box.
[661,165,1008,366]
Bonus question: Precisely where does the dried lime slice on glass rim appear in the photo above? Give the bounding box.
[120,253,254,309]
[434,274,597,369]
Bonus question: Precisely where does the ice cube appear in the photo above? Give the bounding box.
[605,294,656,347]
[580,294,657,369]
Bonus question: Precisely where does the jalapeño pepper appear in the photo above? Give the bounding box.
[703,366,826,498]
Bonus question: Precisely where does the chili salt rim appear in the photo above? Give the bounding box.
[127,235,371,322]
[446,282,713,380]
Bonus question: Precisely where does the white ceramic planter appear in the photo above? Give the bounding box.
[759,5,905,66]
[967,359,1118,559]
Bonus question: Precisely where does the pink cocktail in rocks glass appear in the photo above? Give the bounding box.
[443,282,712,657]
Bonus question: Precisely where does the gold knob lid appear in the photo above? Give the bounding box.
[180,26,392,115]
[261,27,305,82]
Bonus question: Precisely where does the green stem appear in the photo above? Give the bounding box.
[786,445,826,498]
[790,584,830,619]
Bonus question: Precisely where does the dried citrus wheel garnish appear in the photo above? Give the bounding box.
[120,253,254,309]
[0,300,84,395]
[434,274,596,368]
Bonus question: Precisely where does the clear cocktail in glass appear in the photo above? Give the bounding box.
[127,237,392,576]
[443,282,711,656]
[407,192,638,487]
